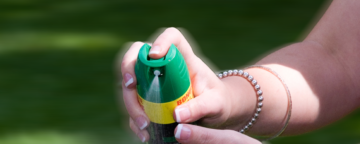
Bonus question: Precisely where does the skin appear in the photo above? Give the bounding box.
[118,0,360,143]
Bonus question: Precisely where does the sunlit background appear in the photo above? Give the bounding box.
[0,0,359,144]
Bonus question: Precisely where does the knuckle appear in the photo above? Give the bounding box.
[120,59,132,73]
[199,130,239,144]
[224,130,240,144]
[121,55,131,70]
[194,99,207,117]
[129,119,139,133]
[165,27,180,34]
[120,59,127,70]
[132,41,144,46]
[155,28,182,45]
[198,130,212,144]
[196,97,220,117]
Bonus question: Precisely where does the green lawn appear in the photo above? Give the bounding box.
[0,0,359,143]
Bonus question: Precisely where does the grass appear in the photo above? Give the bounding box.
[0,0,359,143]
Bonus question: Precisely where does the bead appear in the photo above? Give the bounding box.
[243,72,249,77]
[223,71,228,77]
[251,80,257,85]
[240,129,244,133]
[258,96,264,101]
[216,69,265,134]
[228,70,233,75]
[256,108,262,113]
[255,84,260,90]
[251,118,256,123]
[248,75,253,81]
[238,70,244,75]
[233,70,238,75]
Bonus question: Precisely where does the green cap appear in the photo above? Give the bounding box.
[135,43,191,103]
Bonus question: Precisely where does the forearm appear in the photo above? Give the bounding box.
[254,42,356,135]
[224,41,359,136]
[265,0,360,134]
[223,0,360,136]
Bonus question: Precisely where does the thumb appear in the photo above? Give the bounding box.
[174,124,261,144]
[174,89,225,124]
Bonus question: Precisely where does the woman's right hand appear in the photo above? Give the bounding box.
[117,28,258,143]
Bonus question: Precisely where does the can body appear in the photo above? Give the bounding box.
[135,44,193,144]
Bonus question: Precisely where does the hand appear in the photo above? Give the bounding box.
[118,27,259,143]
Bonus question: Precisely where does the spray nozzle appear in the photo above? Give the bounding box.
[154,70,161,76]
[151,68,163,77]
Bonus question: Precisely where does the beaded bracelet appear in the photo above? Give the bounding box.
[217,66,292,141]
[245,65,292,141]
[217,69,263,134]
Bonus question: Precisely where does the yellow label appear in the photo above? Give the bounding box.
[138,86,194,124]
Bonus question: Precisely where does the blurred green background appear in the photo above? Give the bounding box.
[0,0,359,144]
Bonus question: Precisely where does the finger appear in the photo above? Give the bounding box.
[174,124,261,144]
[149,27,195,60]
[148,27,219,94]
[174,89,226,126]
[123,82,149,130]
[130,117,150,143]
[118,42,150,130]
[119,41,144,88]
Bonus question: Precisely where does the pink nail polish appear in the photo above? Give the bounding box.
[137,132,146,143]
[175,107,191,122]
[124,73,134,87]
[136,116,148,130]
[149,46,161,55]
[175,124,191,140]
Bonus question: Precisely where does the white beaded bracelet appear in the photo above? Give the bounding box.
[217,69,263,134]
[246,65,292,141]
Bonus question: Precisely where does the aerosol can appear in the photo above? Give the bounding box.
[135,43,194,144]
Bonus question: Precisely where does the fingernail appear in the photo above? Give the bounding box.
[137,132,146,143]
[124,73,134,88]
[175,106,190,122]
[149,46,161,55]
[175,124,191,140]
[136,116,148,130]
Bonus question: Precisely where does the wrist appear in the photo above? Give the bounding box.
[220,75,257,130]
[218,67,289,136]
[244,67,288,136]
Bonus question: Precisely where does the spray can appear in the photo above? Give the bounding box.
[135,43,194,144]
